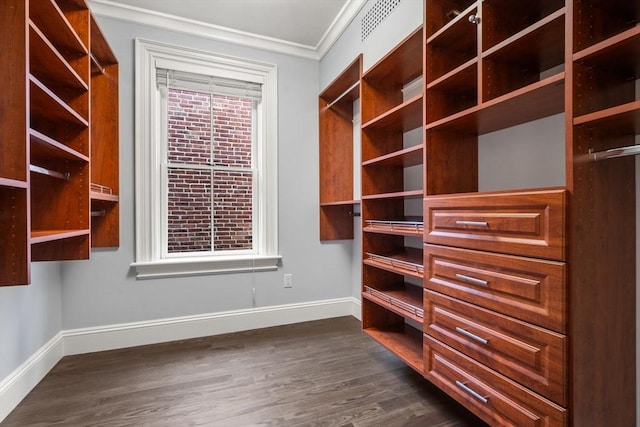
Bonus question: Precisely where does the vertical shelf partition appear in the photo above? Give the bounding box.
[318,55,362,240]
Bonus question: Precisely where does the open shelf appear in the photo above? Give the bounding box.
[364,283,424,322]
[30,75,89,128]
[364,247,424,279]
[363,297,424,373]
[362,144,423,168]
[481,8,565,102]
[573,0,640,52]
[319,55,361,241]
[425,0,476,39]
[361,94,423,132]
[364,218,424,237]
[361,26,423,123]
[482,0,566,51]
[426,4,478,84]
[426,59,478,123]
[573,25,640,117]
[29,0,88,58]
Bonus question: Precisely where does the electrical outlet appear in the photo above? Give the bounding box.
[284,273,293,288]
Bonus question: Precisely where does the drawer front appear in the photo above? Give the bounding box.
[424,335,566,427]
[425,291,566,405]
[424,188,566,261]
[424,244,566,333]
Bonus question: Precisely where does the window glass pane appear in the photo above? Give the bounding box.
[213,170,253,251]
[167,89,211,165]
[167,168,212,253]
[212,95,252,168]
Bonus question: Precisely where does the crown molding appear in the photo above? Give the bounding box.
[88,0,364,60]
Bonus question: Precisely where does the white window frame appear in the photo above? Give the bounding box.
[132,38,280,279]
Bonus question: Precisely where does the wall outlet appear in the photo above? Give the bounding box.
[283,273,293,288]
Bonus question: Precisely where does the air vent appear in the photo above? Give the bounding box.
[361,0,402,41]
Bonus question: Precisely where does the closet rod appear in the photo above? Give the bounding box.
[29,164,70,181]
[90,53,106,74]
[589,144,640,161]
[326,81,359,109]
[91,210,106,217]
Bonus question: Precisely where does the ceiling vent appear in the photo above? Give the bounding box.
[361,0,402,41]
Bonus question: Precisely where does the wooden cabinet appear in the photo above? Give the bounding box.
[0,0,119,286]
[318,56,361,241]
[360,27,425,375]
[424,188,568,423]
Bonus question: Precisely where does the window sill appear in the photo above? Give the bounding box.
[131,255,282,279]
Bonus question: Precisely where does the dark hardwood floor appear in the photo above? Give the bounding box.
[2,316,486,426]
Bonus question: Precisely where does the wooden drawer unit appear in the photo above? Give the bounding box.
[425,291,566,405]
[424,188,567,261]
[424,335,567,426]
[424,244,566,333]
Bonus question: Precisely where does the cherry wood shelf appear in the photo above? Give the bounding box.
[361,94,423,132]
[363,247,424,280]
[362,144,423,168]
[319,55,362,241]
[29,0,88,58]
[363,283,424,323]
[363,325,424,373]
[426,72,564,134]
[425,0,476,40]
[1,0,119,284]
[29,22,88,94]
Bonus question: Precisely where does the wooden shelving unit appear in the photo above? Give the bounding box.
[314,0,636,425]
[0,0,119,285]
[318,56,362,241]
[567,0,638,425]
[360,26,425,375]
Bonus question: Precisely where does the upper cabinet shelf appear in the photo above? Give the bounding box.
[318,55,362,241]
[573,0,640,53]
[361,27,423,123]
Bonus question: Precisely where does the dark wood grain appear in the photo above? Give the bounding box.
[2,317,486,427]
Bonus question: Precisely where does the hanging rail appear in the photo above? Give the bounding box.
[589,144,640,161]
[29,164,70,181]
[325,81,359,109]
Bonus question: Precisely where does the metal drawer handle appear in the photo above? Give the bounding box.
[456,273,488,286]
[456,327,489,345]
[455,220,488,227]
[456,380,489,404]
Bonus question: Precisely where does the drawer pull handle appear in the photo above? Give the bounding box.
[455,220,488,227]
[455,273,488,286]
[456,327,489,345]
[456,380,489,404]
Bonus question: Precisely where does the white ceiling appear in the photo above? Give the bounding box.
[100,0,358,49]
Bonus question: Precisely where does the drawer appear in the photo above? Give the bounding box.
[424,291,566,405]
[424,188,566,261]
[424,335,566,427]
[424,244,566,333]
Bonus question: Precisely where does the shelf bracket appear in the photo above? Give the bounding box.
[588,144,640,161]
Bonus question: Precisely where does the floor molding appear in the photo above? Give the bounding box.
[0,297,361,423]
[0,332,64,423]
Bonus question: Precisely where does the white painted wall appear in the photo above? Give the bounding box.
[59,17,354,329]
[0,263,62,380]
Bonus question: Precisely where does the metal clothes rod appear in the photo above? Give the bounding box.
[326,81,359,109]
[589,144,640,161]
[29,164,70,181]
[90,53,106,74]
[91,210,106,217]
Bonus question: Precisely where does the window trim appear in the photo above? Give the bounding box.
[132,38,280,279]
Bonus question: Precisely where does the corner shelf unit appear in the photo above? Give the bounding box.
[0,0,119,285]
[318,55,362,241]
[317,0,637,425]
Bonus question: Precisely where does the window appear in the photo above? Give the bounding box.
[133,39,280,279]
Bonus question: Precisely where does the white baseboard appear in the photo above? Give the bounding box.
[0,332,64,423]
[0,297,361,422]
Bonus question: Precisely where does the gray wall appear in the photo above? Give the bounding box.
[59,17,355,329]
[0,263,62,380]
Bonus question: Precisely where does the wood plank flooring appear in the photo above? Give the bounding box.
[2,316,486,426]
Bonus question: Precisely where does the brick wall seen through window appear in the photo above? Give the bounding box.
[166,89,253,253]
